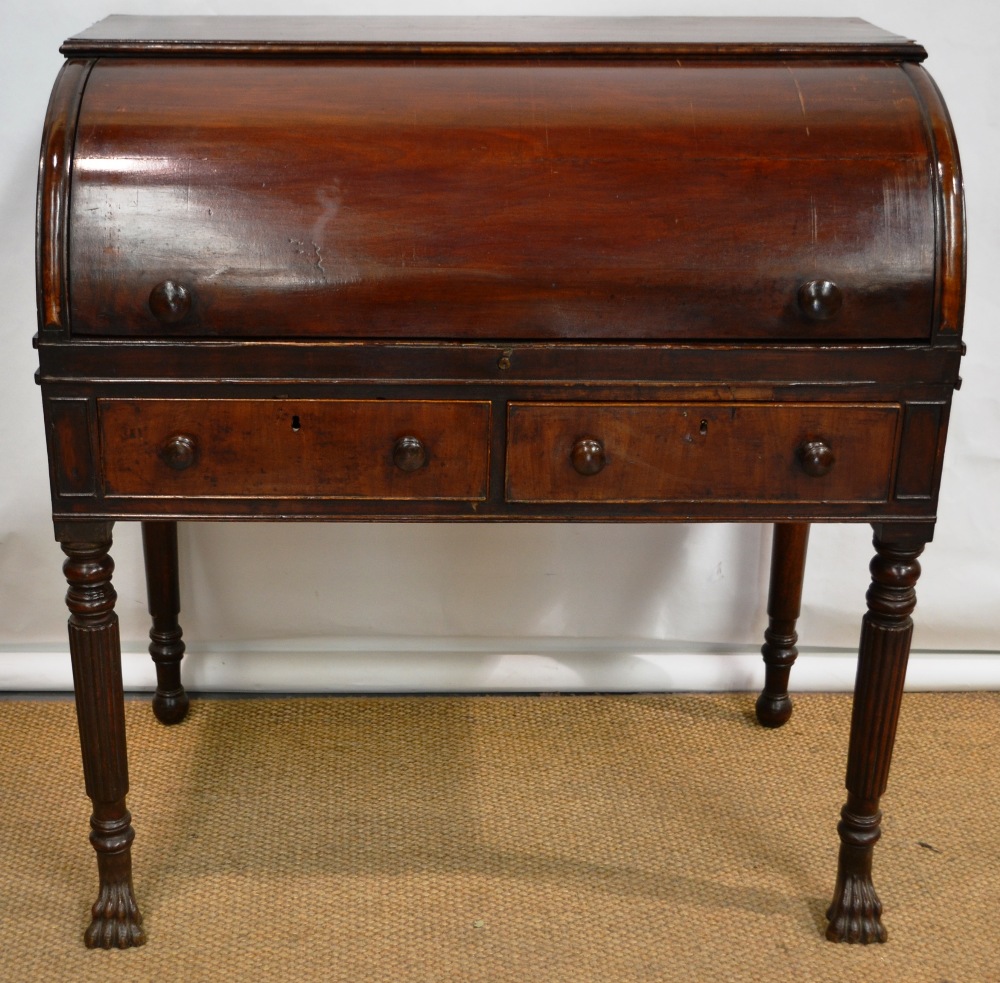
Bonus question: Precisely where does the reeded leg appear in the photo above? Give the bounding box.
[142,521,189,725]
[60,521,145,948]
[755,522,810,727]
[826,522,930,944]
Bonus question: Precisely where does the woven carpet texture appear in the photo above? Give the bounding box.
[2,692,997,982]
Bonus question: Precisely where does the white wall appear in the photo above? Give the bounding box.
[1,0,997,693]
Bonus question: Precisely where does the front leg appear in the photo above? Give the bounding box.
[826,522,930,943]
[60,522,145,948]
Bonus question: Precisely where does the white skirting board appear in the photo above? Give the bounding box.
[1,640,998,693]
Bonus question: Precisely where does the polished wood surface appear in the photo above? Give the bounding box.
[505,402,898,504]
[63,15,924,58]
[36,60,91,333]
[100,398,491,500]
[69,58,935,341]
[35,16,965,949]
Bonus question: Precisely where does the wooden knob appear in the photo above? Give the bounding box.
[149,280,192,324]
[160,434,197,471]
[393,436,427,472]
[797,439,835,477]
[571,437,606,476]
[798,279,842,320]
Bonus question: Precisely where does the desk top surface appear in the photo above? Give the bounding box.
[62,16,924,61]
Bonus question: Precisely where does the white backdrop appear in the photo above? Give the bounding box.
[1,0,997,693]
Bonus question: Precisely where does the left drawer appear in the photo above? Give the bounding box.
[99,399,491,500]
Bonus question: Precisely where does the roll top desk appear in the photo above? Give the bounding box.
[36,16,965,948]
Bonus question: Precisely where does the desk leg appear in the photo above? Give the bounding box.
[756,522,810,727]
[142,521,190,725]
[826,524,928,944]
[60,523,145,948]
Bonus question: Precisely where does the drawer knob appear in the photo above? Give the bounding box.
[571,437,606,476]
[393,436,428,472]
[797,440,835,477]
[149,280,192,324]
[160,434,198,471]
[798,279,843,320]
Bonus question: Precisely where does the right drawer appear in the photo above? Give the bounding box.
[505,402,900,504]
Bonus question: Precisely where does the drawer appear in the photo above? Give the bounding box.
[505,403,900,504]
[100,399,490,500]
[67,60,935,341]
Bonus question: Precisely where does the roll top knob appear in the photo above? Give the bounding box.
[798,279,843,321]
[149,280,192,324]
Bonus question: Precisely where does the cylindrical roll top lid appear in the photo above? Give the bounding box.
[39,17,964,343]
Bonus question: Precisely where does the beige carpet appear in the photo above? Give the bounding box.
[1,692,997,982]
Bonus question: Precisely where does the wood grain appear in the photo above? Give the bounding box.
[36,16,966,948]
[62,16,924,59]
[99,398,491,500]
[505,402,899,504]
[69,59,935,341]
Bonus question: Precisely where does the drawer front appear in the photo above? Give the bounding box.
[100,399,490,500]
[69,60,934,341]
[506,403,899,504]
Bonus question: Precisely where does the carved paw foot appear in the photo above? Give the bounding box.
[85,880,146,948]
[826,873,886,944]
[754,691,792,728]
[153,686,190,725]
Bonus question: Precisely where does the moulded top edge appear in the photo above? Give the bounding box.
[61,15,927,61]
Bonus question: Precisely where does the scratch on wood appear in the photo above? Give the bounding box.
[786,66,811,137]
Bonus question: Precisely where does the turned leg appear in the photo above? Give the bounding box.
[826,522,930,944]
[142,520,189,725]
[60,522,145,948]
[755,522,810,727]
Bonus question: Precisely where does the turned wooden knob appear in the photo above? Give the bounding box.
[149,280,192,324]
[393,435,427,472]
[797,439,835,477]
[797,279,842,320]
[160,434,197,471]
[571,437,606,476]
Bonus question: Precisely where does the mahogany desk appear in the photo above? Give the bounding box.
[35,16,965,948]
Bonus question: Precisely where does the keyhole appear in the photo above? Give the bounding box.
[699,419,708,436]
[291,415,301,432]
